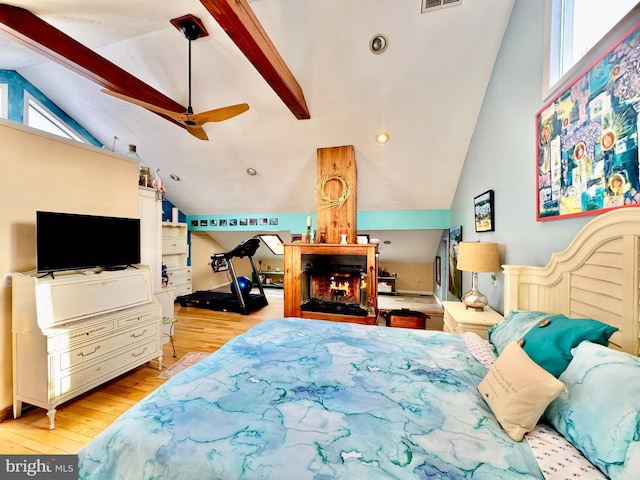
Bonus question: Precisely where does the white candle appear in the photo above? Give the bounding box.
[307,216,312,227]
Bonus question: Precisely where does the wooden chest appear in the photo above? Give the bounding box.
[386,309,428,329]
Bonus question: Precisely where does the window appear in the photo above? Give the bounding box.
[25,94,85,142]
[543,0,638,99]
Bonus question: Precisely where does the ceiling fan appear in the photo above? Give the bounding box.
[102,15,249,141]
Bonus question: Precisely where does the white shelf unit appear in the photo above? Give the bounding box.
[162,222,192,297]
[12,265,162,429]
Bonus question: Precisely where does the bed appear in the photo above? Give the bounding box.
[78,208,640,480]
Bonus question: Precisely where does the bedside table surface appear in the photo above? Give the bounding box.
[442,301,502,324]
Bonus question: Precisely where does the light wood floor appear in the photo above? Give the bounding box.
[0,291,442,454]
[0,294,284,454]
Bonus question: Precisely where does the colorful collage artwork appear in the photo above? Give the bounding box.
[537,22,640,220]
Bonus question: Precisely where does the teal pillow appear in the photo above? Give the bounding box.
[521,314,617,377]
[487,310,552,355]
[546,341,640,480]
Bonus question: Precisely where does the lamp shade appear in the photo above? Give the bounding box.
[456,242,501,272]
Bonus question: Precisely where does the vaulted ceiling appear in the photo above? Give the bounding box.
[0,0,515,261]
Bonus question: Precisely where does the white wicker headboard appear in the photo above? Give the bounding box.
[503,207,640,356]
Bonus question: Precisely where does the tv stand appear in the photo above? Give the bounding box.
[103,264,137,271]
[12,265,162,429]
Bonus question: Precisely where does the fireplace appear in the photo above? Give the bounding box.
[284,243,378,324]
[301,254,371,316]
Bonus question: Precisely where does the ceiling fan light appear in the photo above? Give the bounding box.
[376,131,390,144]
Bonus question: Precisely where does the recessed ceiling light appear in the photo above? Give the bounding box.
[383,240,392,245]
[369,34,388,54]
[170,173,180,181]
[246,167,257,176]
[376,131,390,144]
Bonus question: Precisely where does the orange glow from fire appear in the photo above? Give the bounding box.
[330,278,351,296]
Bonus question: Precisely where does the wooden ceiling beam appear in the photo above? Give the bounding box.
[200,0,310,120]
[0,4,187,128]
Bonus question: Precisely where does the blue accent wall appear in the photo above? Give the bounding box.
[0,70,102,147]
[186,209,450,232]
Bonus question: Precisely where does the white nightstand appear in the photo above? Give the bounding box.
[442,301,503,339]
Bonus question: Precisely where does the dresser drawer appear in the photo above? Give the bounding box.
[59,319,158,371]
[168,273,191,288]
[167,266,191,277]
[162,238,187,254]
[57,338,159,399]
[174,284,192,297]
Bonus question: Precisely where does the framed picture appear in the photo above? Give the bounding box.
[448,226,462,299]
[290,233,303,243]
[536,22,640,220]
[356,234,370,244]
[435,255,441,286]
[474,190,495,232]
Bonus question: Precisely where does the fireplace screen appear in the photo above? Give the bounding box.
[300,254,373,317]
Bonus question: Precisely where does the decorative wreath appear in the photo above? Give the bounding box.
[317,173,352,209]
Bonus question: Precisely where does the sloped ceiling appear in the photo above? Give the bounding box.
[0,0,514,262]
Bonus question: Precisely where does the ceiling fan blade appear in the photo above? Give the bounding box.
[188,103,250,125]
[101,89,185,123]
[186,125,209,141]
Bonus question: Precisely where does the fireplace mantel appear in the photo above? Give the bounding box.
[283,243,378,325]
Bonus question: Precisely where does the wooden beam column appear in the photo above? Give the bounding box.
[316,145,357,244]
[200,0,310,120]
[0,5,187,129]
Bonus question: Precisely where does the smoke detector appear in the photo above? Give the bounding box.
[421,0,462,14]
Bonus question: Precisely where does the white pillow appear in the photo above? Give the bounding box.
[478,341,564,441]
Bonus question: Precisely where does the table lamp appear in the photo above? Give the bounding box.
[455,241,501,311]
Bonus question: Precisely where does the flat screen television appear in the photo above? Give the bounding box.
[36,211,141,273]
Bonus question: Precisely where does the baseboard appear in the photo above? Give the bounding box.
[396,289,433,296]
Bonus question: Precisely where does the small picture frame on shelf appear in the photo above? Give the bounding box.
[356,234,370,244]
[290,233,303,243]
[474,190,495,232]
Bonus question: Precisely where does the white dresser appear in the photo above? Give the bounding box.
[12,265,162,429]
[162,222,192,297]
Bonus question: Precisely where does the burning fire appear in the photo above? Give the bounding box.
[330,277,351,296]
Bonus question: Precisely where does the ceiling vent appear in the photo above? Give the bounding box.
[421,0,462,14]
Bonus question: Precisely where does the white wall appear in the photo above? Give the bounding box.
[0,120,138,414]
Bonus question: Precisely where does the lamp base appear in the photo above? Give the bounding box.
[461,288,488,311]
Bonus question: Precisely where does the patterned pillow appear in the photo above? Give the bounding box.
[546,341,640,480]
[478,341,564,441]
[520,315,618,377]
[487,310,552,355]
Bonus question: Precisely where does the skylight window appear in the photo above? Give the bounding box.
[25,94,84,142]
[543,0,637,99]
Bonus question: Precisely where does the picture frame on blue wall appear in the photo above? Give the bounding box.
[474,190,495,232]
[449,226,462,299]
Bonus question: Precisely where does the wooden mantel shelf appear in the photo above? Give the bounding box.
[283,242,378,325]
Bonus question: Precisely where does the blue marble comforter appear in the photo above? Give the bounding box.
[78,318,544,479]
